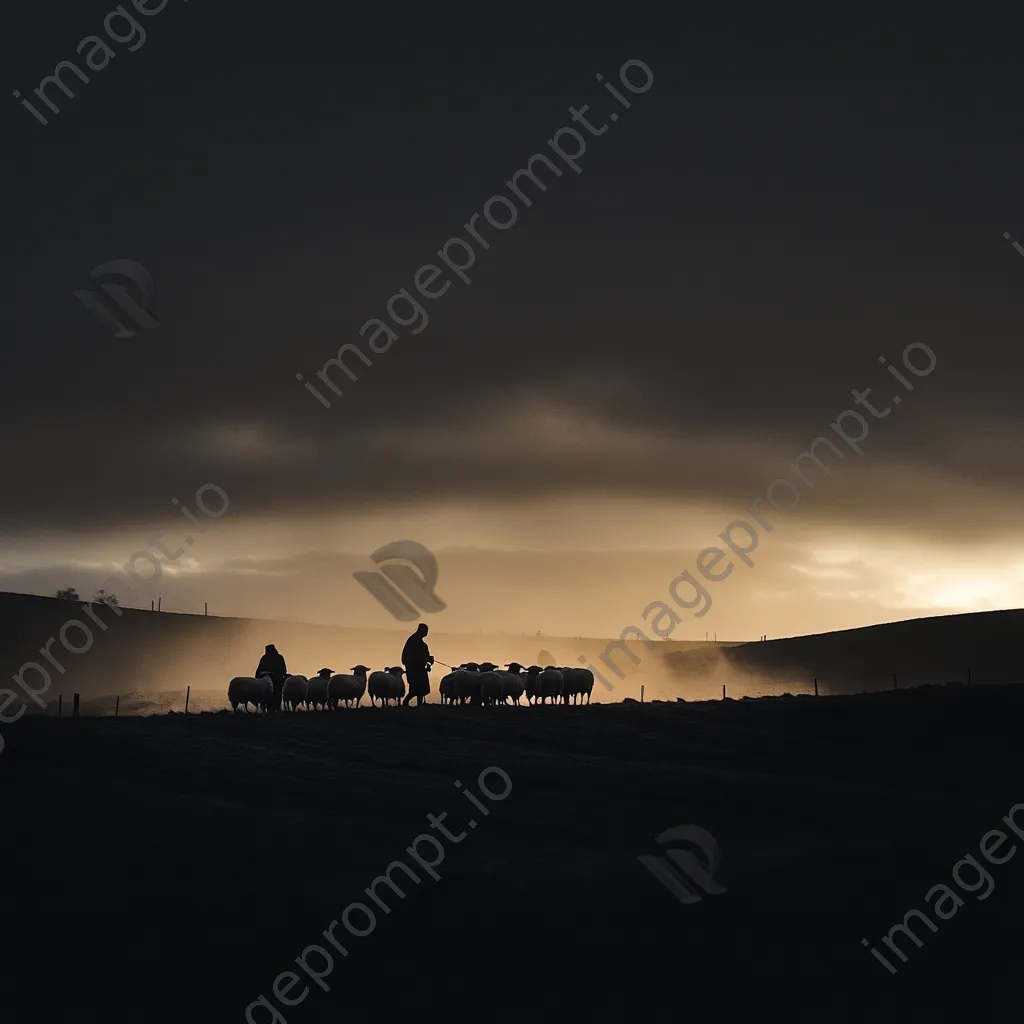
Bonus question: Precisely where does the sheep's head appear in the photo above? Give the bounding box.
[388,666,405,677]
[479,662,498,672]
[351,665,369,675]
[505,662,524,672]
[463,662,480,672]
[318,668,332,677]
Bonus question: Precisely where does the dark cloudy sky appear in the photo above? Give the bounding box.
[4,2,1024,640]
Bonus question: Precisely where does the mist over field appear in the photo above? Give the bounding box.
[5,3,1024,1020]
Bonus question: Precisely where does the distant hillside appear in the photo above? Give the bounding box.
[0,591,728,709]
[665,608,1024,692]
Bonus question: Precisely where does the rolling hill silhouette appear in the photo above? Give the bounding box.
[665,608,1024,692]
[0,590,719,710]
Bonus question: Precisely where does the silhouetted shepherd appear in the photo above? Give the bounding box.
[255,644,288,712]
[401,623,433,706]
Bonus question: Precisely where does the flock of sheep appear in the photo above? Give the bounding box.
[226,662,595,712]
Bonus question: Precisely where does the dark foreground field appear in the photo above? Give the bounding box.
[4,684,1023,1023]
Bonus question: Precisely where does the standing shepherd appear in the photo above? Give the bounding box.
[401,623,433,707]
[255,643,288,713]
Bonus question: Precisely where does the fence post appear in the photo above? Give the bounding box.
[72,693,80,717]
[722,684,726,700]
[115,695,119,716]
[640,685,644,703]
[158,597,161,612]
[58,694,62,717]
[204,602,208,616]
[185,685,190,714]
[814,677,818,697]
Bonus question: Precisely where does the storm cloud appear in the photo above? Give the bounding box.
[5,6,1023,640]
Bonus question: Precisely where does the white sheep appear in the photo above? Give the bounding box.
[561,667,593,705]
[496,663,526,705]
[454,663,481,705]
[439,670,459,705]
[559,666,590,704]
[577,667,595,704]
[477,663,504,706]
[524,666,541,705]
[282,674,309,711]
[328,665,369,708]
[538,666,563,704]
[555,667,575,705]
[228,675,274,712]
[306,670,330,710]
[368,666,405,706]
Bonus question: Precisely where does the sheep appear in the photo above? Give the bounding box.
[282,674,309,711]
[567,667,589,705]
[228,675,274,712]
[368,666,405,706]
[306,670,330,710]
[438,670,459,705]
[524,665,542,705]
[558,667,593,705]
[577,667,595,704]
[496,662,526,705]
[563,667,592,704]
[477,662,504,706]
[328,665,369,708]
[538,666,563,704]
[454,663,481,706]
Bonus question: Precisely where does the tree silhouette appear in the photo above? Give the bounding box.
[55,587,80,601]
[91,588,119,608]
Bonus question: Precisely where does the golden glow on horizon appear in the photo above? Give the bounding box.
[5,497,1022,638]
